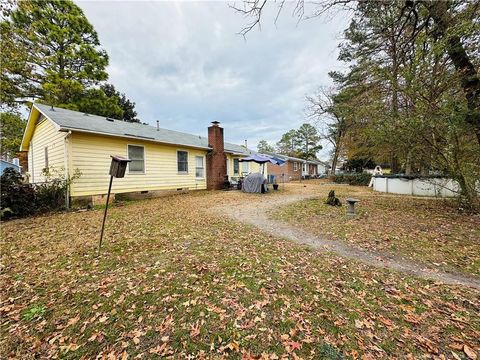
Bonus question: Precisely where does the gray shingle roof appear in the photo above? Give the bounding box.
[34,103,253,155]
[266,152,328,165]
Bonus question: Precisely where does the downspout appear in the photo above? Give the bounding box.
[64,131,72,209]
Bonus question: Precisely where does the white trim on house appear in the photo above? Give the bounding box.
[233,158,240,175]
[195,155,205,179]
[177,149,189,175]
[241,160,249,176]
[126,144,146,175]
[63,131,71,181]
[34,106,61,132]
[29,142,34,182]
[60,127,212,151]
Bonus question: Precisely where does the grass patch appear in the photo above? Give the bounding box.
[1,187,479,358]
[21,305,46,321]
[272,186,480,276]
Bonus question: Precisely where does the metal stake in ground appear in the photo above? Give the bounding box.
[98,155,131,255]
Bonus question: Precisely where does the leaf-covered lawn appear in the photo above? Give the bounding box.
[1,188,479,359]
[273,184,480,277]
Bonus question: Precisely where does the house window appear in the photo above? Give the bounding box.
[195,156,204,178]
[293,162,298,171]
[44,146,49,168]
[128,145,145,173]
[233,159,239,175]
[242,161,249,174]
[177,150,188,173]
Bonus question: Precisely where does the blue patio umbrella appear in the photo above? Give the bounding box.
[239,154,285,174]
[238,154,285,165]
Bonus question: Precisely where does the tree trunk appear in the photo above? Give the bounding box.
[331,148,339,175]
[427,1,480,144]
[390,154,400,174]
[389,29,402,175]
[330,132,343,175]
[450,131,479,212]
[405,149,412,176]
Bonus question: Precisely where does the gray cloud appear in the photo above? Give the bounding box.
[77,0,349,159]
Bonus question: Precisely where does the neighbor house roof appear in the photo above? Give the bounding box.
[266,153,328,166]
[307,159,329,166]
[21,103,254,155]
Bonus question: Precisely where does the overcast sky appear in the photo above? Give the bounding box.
[77,1,350,159]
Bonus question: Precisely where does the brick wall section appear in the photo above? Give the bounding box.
[16,151,28,173]
[267,161,302,182]
[206,123,227,190]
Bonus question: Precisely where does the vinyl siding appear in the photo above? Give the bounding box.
[28,117,66,183]
[69,132,208,196]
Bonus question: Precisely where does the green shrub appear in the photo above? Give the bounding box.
[1,167,81,219]
[331,172,372,186]
[0,168,36,218]
[35,178,67,213]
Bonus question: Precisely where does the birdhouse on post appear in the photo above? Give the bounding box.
[109,155,131,178]
[98,155,131,254]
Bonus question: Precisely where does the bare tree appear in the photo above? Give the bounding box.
[306,87,347,175]
[231,0,480,144]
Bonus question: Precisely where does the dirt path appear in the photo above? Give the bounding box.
[216,193,480,290]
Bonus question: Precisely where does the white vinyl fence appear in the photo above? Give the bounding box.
[373,177,459,197]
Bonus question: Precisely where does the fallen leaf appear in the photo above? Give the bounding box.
[464,345,477,360]
[66,314,80,327]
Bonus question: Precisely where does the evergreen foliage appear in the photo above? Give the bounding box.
[257,140,274,154]
[0,112,26,157]
[0,0,140,122]
[276,124,322,159]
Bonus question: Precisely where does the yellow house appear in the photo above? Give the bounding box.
[20,103,264,203]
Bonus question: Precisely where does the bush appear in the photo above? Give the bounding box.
[1,167,79,219]
[331,172,372,186]
[0,168,36,218]
[35,178,67,213]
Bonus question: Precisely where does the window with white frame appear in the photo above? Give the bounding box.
[233,159,239,175]
[293,162,298,171]
[242,161,249,174]
[195,156,204,178]
[177,150,188,173]
[128,145,145,173]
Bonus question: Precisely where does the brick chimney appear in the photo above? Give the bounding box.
[206,121,226,190]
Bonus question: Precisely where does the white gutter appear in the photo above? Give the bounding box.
[58,127,212,151]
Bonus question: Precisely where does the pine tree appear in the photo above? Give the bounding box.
[1,0,108,108]
[257,140,274,154]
